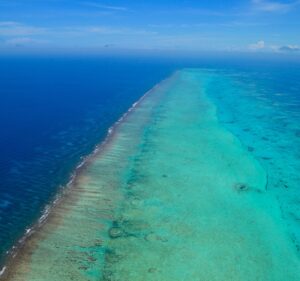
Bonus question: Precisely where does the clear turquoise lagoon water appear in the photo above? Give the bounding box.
[2,65,300,281]
[205,67,300,250]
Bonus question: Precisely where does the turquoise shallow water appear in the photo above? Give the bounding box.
[203,68,300,250]
[2,67,300,280]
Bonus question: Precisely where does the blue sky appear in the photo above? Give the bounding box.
[0,0,299,53]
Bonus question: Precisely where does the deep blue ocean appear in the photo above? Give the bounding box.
[0,56,176,263]
[0,55,299,267]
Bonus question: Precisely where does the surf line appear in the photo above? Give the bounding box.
[0,73,176,280]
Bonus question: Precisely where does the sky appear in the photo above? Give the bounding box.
[0,0,299,54]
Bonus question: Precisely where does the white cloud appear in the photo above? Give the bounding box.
[0,22,45,36]
[4,37,48,46]
[278,45,300,52]
[0,21,19,27]
[247,42,300,53]
[0,21,156,41]
[249,40,265,50]
[65,26,156,36]
[83,2,128,11]
[252,0,300,12]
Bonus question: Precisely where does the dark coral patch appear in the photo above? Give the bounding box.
[108,227,124,239]
[247,146,254,152]
[234,183,249,192]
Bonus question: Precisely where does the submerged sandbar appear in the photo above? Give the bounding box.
[2,70,300,281]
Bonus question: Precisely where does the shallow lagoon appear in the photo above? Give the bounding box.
[3,69,300,281]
